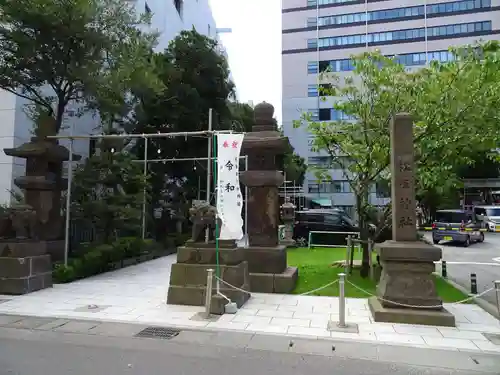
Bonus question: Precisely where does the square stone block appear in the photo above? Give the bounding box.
[243,246,287,274]
[249,272,275,293]
[167,285,205,306]
[0,272,52,295]
[274,266,298,294]
[368,296,455,327]
[376,240,441,262]
[176,246,244,265]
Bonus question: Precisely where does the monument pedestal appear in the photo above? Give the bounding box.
[368,241,455,327]
[242,245,298,293]
[0,241,52,295]
[167,240,250,314]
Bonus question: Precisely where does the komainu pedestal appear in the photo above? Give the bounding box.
[167,202,250,314]
[167,240,250,314]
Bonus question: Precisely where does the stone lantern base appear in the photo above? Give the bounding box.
[243,245,298,293]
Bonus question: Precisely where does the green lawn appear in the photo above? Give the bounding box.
[287,246,469,302]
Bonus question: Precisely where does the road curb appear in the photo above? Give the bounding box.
[441,276,500,320]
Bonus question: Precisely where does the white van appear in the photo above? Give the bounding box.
[473,206,500,232]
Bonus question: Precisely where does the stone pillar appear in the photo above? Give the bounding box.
[368,113,455,327]
[280,197,296,247]
[240,102,298,293]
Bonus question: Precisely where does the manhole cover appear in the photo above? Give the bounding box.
[135,326,181,339]
[483,333,500,345]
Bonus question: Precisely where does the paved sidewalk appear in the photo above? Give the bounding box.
[0,255,499,354]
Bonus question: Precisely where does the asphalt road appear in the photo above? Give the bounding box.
[0,323,499,375]
[423,232,500,305]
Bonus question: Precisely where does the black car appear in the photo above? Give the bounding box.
[432,209,484,247]
[293,209,358,247]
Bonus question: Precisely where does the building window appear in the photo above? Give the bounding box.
[318,50,454,73]
[316,0,490,28]
[307,17,317,27]
[144,2,151,15]
[307,84,318,97]
[174,0,183,17]
[307,109,319,121]
[316,21,491,49]
[307,39,318,49]
[307,0,359,6]
[307,61,318,74]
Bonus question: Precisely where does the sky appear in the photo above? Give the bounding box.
[209,0,282,123]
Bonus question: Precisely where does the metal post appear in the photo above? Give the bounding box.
[245,155,249,248]
[338,273,346,328]
[205,268,214,318]
[205,108,213,243]
[141,137,148,240]
[368,239,374,280]
[63,138,74,267]
[470,273,478,294]
[442,260,447,278]
[494,280,500,317]
[345,235,352,274]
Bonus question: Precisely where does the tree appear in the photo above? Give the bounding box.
[131,29,236,213]
[296,42,500,277]
[71,138,150,242]
[0,0,159,134]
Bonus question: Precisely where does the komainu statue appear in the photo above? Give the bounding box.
[9,205,38,240]
[189,201,221,242]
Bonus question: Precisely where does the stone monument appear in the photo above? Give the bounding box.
[167,201,251,314]
[368,114,455,326]
[280,197,296,247]
[240,102,298,293]
[0,116,80,294]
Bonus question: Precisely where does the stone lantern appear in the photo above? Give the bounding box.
[240,101,298,293]
[280,196,296,247]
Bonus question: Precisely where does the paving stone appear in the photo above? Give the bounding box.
[34,319,72,331]
[88,322,148,337]
[0,315,24,325]
[245,333,291,352]
[7,317,56,329]
[209,331,254,348]
[173,330,217,344]
[53,321,99,333]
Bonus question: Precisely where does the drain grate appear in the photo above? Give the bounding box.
[135,326,181,339]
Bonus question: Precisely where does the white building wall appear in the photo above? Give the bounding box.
[0,0,219,204]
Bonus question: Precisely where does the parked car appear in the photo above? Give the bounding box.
[432,209,484,247]
[293,209,358,247]
[473,205,500,232]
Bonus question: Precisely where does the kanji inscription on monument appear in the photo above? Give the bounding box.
[390,113,417,241]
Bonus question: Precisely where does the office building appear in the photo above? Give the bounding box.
[282,0,499,217]
[0,0,219,204]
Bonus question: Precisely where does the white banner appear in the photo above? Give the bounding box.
[216,133,245,240]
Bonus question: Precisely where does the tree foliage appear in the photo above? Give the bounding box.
[71,139,151,242]
[0,0,159,134]
[296,41,500,277]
